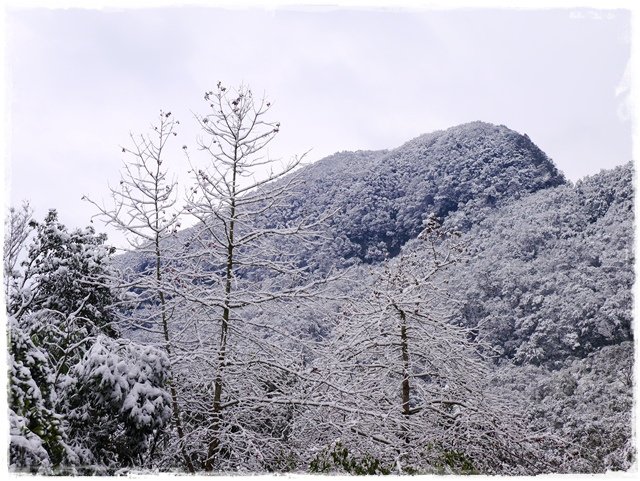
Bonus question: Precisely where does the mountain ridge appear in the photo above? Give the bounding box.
[263,121,566,265]
[119,121,567,273]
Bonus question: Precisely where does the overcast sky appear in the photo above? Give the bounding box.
[3,3,633,248]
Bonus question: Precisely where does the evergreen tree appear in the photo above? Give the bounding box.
[8,314,73,472]
[6,209,171,473]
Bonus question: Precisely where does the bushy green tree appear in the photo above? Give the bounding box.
[19,210,118,329]
[62,336,172,470]
[8,314,74,472]
[6,209,172,473]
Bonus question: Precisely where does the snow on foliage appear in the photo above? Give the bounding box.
[298,218,558,475]
[111,121,631,473]
[63,336,172,468]
[259,121,565,266]
[7,315,72,472]
[452,162,633,365]
[6,210,173,473]
[8,209,118,337]
[492,342,634,472]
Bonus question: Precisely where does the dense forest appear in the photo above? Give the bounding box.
[5,85,634,474]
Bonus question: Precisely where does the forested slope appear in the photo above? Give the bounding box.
[118,122,633,474]
[262,121,566,265]
[451,162,633,365]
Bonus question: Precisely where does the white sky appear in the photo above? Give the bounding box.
[2,1,634,248]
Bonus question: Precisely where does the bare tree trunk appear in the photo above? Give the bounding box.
[205,149,238,472]
[399,308,411,417]
[156,237,194,473]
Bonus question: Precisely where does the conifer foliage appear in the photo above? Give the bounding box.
[5,209,171,473]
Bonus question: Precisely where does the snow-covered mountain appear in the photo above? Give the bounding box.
[262,121,566,265]
[121,121,566,272]
[113,121,633,473]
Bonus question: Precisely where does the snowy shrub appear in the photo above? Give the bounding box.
[63,336,172,469]
[7,315,73,472]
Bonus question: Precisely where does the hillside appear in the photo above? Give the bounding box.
[450,162,633,366]
[118,123,632,370]
[119,121,565,274]
[120,125,632,367]
[109,121,632,473]
[261,121,566,266]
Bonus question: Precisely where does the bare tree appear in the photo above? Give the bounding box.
[300,217,554,474]
[4,202,35,315]
[179,82,335,471]
[84,111,194,472]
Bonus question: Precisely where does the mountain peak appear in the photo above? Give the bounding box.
[271,122,566,264]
